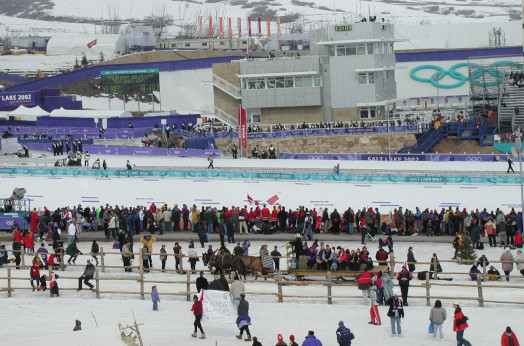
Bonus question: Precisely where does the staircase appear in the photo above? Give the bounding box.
[211,106,238,128]
[398,119,497,153]
[497,69,524,131]
[212,74,241,99]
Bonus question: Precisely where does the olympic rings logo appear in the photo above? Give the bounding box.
[465,157,482,162]
[410,60,523,89]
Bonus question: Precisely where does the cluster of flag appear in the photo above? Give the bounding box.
[199,17,282,38]
[247,193,280,206]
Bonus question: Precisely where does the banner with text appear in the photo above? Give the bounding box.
[201,289,237,323]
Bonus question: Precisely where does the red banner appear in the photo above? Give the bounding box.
[238,18,242,37]
[219,17,224,38]
[248,18,251,37]
[87,39,97,48]
[228,18,232,38]
[277,17,281,37]
[209,17,213,37]
[238,107,247,149]
[267,17,271,37]
[199,17,203,37]
[257,18,261,36]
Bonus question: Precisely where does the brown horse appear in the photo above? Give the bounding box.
[233,256,264,280]
[203,251,246,278]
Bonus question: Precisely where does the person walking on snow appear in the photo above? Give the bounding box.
[429,299,447,341]
[151,285,160,310]
[386,289,404,337]
[191,293,205,339]
[453,301,471,346]
[236,293,252,341]
[508,156,515,173]
[336,321,355,346]
[501,326,520,346]
[207,154,214,169]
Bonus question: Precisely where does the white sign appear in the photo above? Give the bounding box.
[201,289,237,323]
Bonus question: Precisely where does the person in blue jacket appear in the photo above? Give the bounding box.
[336,321,355,346]
[301,330,322,346]
[151,285,160,310]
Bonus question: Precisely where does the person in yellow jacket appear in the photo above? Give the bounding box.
[140,235,156,268]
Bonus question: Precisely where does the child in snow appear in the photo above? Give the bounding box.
[151,285,160,311]
[49,272,59,297]
[30,262,40,291]
[369,278,381,325]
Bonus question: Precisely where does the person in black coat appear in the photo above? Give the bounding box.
[208,275,224,290]
[196,271,209,292]
[386,289,404,336]
[289,235,303,260]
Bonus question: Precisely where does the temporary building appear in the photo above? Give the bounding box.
[126,26,156,49]
[46,34,126,57]
[9,105,49,121]
[49,108,132,118]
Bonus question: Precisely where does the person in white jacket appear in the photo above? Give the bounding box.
[515,249,524,276]
[67,220,76,246]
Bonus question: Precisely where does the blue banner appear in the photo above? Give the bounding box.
[0,167,518,185]
[280,153,508,162]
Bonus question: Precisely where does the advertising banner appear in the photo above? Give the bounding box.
[0,91,40,109]
[0,217,24,229]
[237,107,247,149]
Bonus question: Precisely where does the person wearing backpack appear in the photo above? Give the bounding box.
[336,321,355,345]
[453,301,472,346]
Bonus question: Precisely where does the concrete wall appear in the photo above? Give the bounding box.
[216,133,416,157]
[212,61,240,86]
[260,106,323,124]
[212,62,241,118]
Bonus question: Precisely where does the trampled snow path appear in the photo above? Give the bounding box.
[1,239,523,345]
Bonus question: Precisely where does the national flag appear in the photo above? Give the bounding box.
[87,39,97,48]
[266,194,279,205]
[247,194,254,205]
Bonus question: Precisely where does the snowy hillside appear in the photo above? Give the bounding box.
[0,0,521,39]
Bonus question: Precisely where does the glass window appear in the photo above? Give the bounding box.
[367,43,374,54]
[347,44,356,55]
[337,45,346,56]
[241,40,247,44]
[302,76,312,87]
[329,46,336,56]
[256,78,265,89]
[202,42,208,47]
[313,76,321,86]
[368,73,375,84]
[356,44,366,55]
[370,108,376,118]
[295,77,303,88]
[358,73,367,84]
[248,80,257,90]
[266,78,276,88]
[220,41,226,46]
[276,77,285,88]
[185,43,190,47]
[360,108,369,118]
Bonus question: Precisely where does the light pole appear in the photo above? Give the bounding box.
[516,135,524,215]
[434,74,441,112]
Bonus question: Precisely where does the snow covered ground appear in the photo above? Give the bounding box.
[1,238,523,345]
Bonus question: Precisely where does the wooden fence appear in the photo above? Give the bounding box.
[1,248,523,307]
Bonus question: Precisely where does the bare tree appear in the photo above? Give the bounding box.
[101,2,123,34]
[144,4,174,39]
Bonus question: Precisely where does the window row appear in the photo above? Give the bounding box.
[329,42,394,57]
[358,71,392,85]
[241,75,321,90]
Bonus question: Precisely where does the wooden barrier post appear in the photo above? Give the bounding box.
[21,247,25,269]
[100,247,105,273]
[60,249,65,271]
[432,256,438,280]
[139,248,144,300]
[425,271,431,306]
[95,269,100,299]
[482,258,487,282]
[186,270,191,302]
[390,253,395,277]
[327,271,332,305]
[277,271,283,303]
[477,276,484,307]
[7,268,11,298]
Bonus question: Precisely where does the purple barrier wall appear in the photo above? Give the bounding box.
[99,147,117,155]
[186,149,203,157]
[0,217,25,229]
[83,146,99,155]
[118,147,135,155]
[169,148,185,156]
[133,148,151,155]
[0,91,41,111]
[117,133,133,139]
[203,149,220,157]
[102,133,117,139]
[150,148,168,156]
[108,114,200,129]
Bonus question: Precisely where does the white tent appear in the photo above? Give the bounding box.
[9,105,49,121]
[50,108,132,118]
[46,34,126,57]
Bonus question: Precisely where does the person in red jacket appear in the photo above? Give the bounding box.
[13,227,23,244]
[357,267,373,305]
[191,294,205,339]
[453,301,472,346]
[30,208,38,234]
[23,232,35,253]
[502,326,520,346]
[30,262,40,291]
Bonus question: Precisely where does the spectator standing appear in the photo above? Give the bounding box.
[336,321,355,346]
[501,326,520,346]
[236,293,252,342]
[500,249,514,281]
[386,289,404,337]
[429,299,447,341]
[453,301,472,346]
[191,294,205,339]
[151,285,160,311]
[301,330,322,346]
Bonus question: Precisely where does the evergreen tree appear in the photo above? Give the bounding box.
[81,55,88,68]
[456,229,477,263]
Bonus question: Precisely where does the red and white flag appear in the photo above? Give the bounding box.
[247,194,259,205]
[87,39,97,48]
[266,194,279,205]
